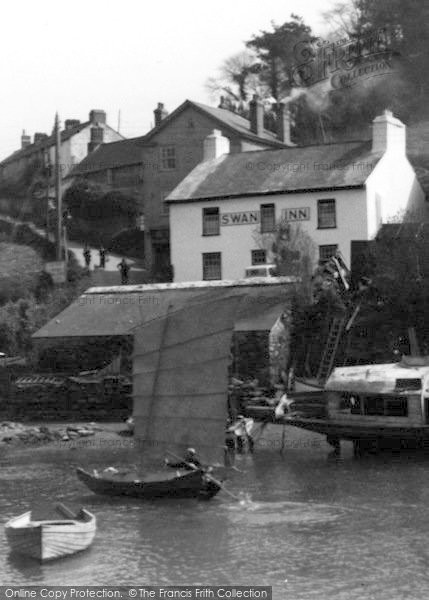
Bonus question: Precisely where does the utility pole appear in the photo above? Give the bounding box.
[45,154,50,241]
[55,112,62,261]
[117,109,121,134]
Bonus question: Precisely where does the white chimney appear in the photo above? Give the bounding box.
[203,129,230,161]
[372,110,406,154]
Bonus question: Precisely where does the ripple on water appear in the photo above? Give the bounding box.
[225,500,349,527]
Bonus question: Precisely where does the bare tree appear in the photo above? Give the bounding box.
[321,1,364,38]
[205,50,266,111]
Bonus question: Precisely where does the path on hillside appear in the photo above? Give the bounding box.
[0,214,145,273]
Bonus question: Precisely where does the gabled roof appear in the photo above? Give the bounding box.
[0,121,123,167]
[67,137,145,177]
[67,99,287,178]
[167,140,381,203]
[0,121,90,167]
[141,99,287,148]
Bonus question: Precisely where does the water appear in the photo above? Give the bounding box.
[2,426,429,599]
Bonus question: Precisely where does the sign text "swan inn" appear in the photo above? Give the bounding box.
[220,208,310,226]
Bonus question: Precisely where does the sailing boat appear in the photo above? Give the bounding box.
[77,292,243,499]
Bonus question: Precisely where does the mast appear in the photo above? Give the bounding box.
[145,303,171,441]
[55,112,62,261]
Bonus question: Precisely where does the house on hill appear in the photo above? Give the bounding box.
[68,97,291,276]
[167,110,426,282]
[0,110,124,197]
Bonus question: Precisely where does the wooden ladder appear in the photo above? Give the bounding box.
[317,316,346,384]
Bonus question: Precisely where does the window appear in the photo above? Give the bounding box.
[319,244,338,262]
[317,199,336,228]
[203,253,221,280]
[202,207,220,236]
[160,146,176,170]
[260,204,275,233]
[363,395,385,416]
[251,249,266,265]
[90,127,104,143]
[341,393,408,417]
[384,396,408,417]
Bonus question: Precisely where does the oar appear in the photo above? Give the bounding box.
[166,451,242,502]
[55,503,77,520]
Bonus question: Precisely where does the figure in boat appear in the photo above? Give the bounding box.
[164,448,203,471]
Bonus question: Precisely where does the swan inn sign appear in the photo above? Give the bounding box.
[220,207,310,226]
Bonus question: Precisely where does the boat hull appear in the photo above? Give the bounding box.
[76,468,221,500]
[286,417,429,444]
[5,509,96,562]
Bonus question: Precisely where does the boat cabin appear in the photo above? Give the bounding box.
[325,359,429,427]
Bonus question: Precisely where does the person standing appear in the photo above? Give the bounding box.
[99,246,106,268]
[118,258,130,285]
[83,244,91,269]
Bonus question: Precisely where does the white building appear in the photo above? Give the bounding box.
[167,111,426,282]
[0,110,124,193]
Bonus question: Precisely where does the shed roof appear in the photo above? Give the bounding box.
[33,278,296,339]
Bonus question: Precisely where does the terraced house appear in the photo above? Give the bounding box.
[0,110,123,198]
[167,110,426,282]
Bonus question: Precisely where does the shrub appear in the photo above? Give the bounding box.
[107,228,145,258]
[64,180,138,221]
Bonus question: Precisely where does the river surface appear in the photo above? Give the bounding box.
[1,425,429,599]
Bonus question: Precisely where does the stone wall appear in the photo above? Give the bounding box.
[1,381,132,422]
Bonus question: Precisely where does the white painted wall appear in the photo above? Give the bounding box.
[48,124,122,184]
[366,150,425,237]
[170,188,368,282]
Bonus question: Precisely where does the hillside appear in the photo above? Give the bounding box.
[0,242,43,302]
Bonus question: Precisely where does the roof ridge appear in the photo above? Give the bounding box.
[235,139,372,155]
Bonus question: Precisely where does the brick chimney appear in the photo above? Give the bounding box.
[65,119,81,130]
[34,132,48,144]
[89,110,106,125]
[218,96,227,109]
[249,94,264,137]
[21,130,31,148]
[372,109,406,154]
[276,102,293,145]
[154,103,168,127]
[203,130,230,161]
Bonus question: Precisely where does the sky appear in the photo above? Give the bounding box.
[0,0,336,160]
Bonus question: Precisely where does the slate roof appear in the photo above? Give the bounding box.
[33,279,295,339]
[1,122,86,166]
[68,137,145,176]
[0,121,123,167]
[143,100,286,148]
[67,99,287,178]
[167,140,381,202]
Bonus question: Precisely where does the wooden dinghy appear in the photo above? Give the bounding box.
[4,503,96,562]
[76,466,221,500]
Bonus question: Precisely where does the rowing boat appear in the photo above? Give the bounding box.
[5,504,96,562]
[76,467,221,500]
